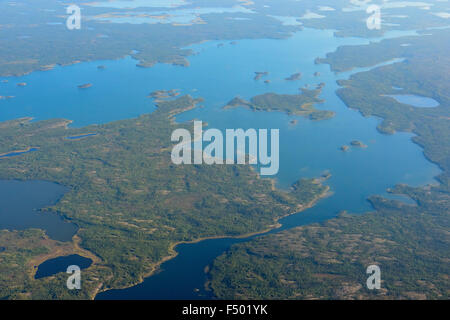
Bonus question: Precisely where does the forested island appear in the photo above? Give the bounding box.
[224,87,335,121]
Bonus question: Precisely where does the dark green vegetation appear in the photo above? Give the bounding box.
[209,29,450,300]
[0,95,329,299]
[224,88,335,120]
[209,202,449,299]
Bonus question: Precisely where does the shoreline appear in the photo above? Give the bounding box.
[27,235,102,280]
[91,185,331,300]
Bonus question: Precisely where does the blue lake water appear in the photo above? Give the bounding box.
[0,148,38,159]
[0,180,77,242]
[34,254,92,279]
[384,94,440,108]
[0,28,441,299]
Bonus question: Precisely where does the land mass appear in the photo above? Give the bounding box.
[0,95,329,299]
[224,87,335,121]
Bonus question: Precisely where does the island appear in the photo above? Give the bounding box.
[17,82,27,87]
[148,89,181,101]
[254,71,269,81]
[223,87,335,121]
[350,140,367,148]
[77,83,92,89]
[285,72,302,81]
[0,95,14,100]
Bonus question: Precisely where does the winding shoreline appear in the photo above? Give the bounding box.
[91,185,331,299]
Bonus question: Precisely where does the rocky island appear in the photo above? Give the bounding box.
[254,71,269,81]
[350,140,367,148]
[77,83,93,89]
[148,89,181,101]
[285,72,302,81]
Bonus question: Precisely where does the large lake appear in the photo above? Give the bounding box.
[0,27,441,299]
[0,180,77,242]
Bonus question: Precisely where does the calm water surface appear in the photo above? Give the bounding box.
[0,180,77,242]
[384,94,440,108]
[35,254,92,279]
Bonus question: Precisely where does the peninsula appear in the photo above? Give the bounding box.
[0,95,329,299]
